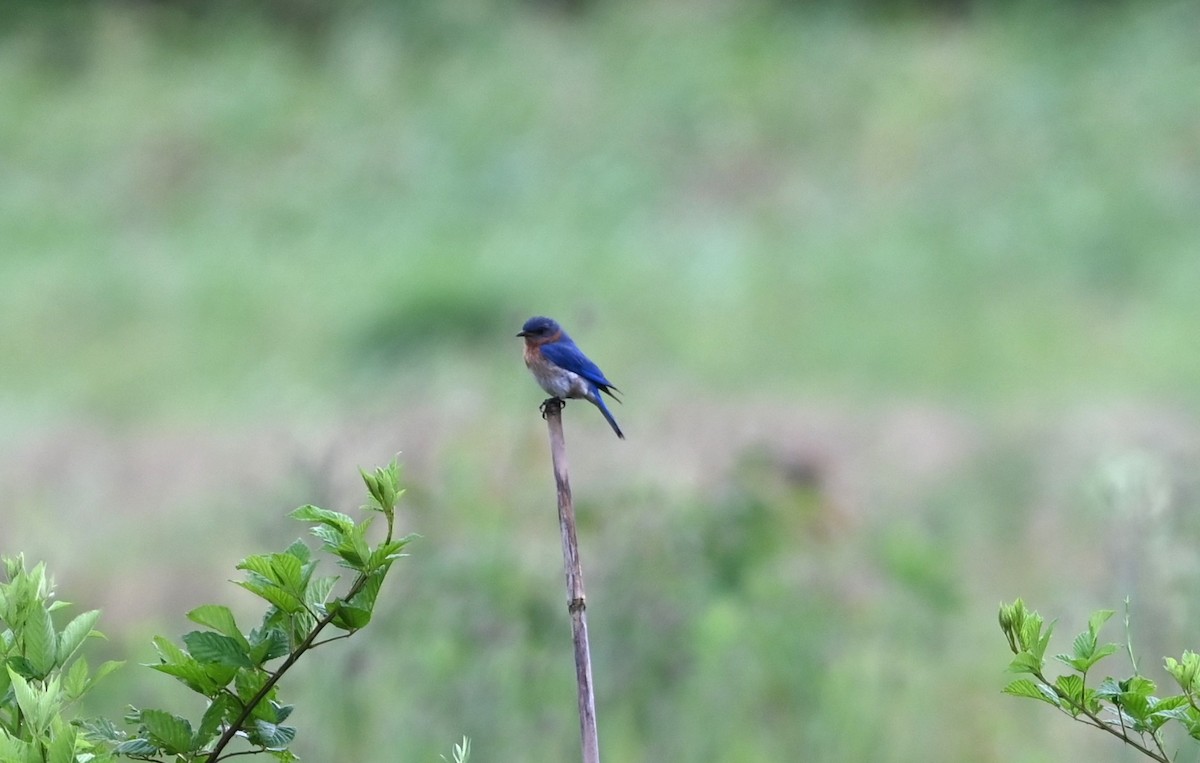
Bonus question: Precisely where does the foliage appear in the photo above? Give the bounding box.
[998,598,1200,762]
[0,555,123,763]
[2,462,425,762]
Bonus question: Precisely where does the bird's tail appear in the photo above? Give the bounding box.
[589,387,625,440]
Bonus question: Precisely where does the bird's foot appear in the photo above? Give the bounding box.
[539,397,565,419]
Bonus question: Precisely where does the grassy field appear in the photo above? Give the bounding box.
[3,1,1200,760]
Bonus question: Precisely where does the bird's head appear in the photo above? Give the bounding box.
[517,316,562,344]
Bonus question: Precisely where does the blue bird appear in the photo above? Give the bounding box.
[517,316,624,439]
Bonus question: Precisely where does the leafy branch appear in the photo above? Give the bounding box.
[84,460,414,762]
[997,598,1200,762]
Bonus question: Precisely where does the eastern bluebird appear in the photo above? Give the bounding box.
[517,316,624,439]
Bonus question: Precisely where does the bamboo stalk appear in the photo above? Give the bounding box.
[541,398,600,763]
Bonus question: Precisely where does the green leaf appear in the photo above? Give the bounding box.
[94,659,124,685]
[1124,675,1157,697]
[1121,694,1152,727]
[248,719,296,750]
[1166,651,1200,691]
[140,708,195,755]
[196,693,238,746]
[329,601,372,631]
[1054,674,1085,716]
[188,605,250,649]
[234,668,274,710]
[269,553,306,597]
[77,716,124,743]
[114,738,161,756]
[64,656,90,700]
[148,638,228,693]
[368,538,412,573]
[305,576,338,609]
[1091,643,1119,662]
[1002,679,1060,706]
[282,539,311,564]
[183,631,254,668]
[23,604,57,677]
[1087,609,1115,636]
[236,580,306,615]
[6,655,38,680]
[310,524,345,551]
[249,627,290,665]
[56,609,101,665]
[1151,698,1197,732]
[45,720,76,763]
[361,462,403,512]
[1071,629,1097,661]
[151,634,189,665]
[289,505,355,534]
[272,702,294,723]
[1007,651,1043,675]
[1028,617,1055,661]
[8,667,44,732]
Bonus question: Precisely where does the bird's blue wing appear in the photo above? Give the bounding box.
[540,340,615,389]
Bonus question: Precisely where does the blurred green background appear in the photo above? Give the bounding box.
[3,0,1200,759]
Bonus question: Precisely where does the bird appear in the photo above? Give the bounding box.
[517,316,624,439]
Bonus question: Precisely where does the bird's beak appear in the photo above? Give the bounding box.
[516,331,528,337]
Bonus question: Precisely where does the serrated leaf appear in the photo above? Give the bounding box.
[305,576,337,608]
[114,738,161,756]
[234,668,273,709]
[368,539,410,573]
[23,604,57,677]
[1151,698,1197,732]
[152,635,189,665]
[64,656,90,699]
[1091,643,1119,662]
[1088,609,1115,636]
[272,702,294,723]
[1054,653,1086,672]
[1007,651,1042,675]
[248,719,296,750]
[1095,676,1122,699]
[236,581,306,615]
[238,555,280,586]
[310,524,345,550]
[282,539,311,563]
[183,631,253,668]
[148,650,234,695]
[140,708,195,754]
[268,553,305,596]
[249,627,290,665]
[1072,629,1097,661]
[94,659,123,684]
[188,605,249,649]
[330,602,371,631]
[1030,618,1056,660]
[1119,691,1152,727]
[196,693,238,746]
[56,609,101,665]
[76,716,124,743]
[1054,674,1085,716]
[46,721,76,763]
[289,505,355,534]
[1003,679,1060,706]
[8,667,44,732]
[5,655,36,680]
